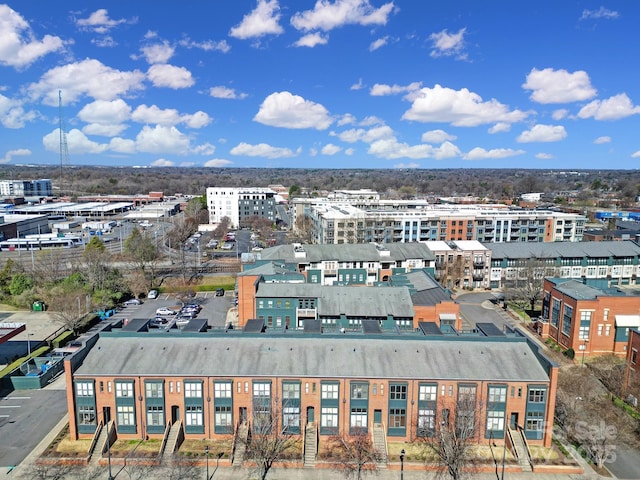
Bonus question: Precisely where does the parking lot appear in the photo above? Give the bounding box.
[116,289,235,330]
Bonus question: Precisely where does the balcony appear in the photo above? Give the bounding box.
[297,308,317,318]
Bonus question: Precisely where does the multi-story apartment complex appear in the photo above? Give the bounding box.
[488,241,640,289]
[255,242,436,284]
[624,329,640,405]
[425,240,492,289]
[0,179,52,198]
[206,187,276,228]
[237,266,460,331]
[296,200,585,245]
[64,327,559,458]
[537,278,640,358]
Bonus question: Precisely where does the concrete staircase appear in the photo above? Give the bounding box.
[233,422,249,466]
[303,423,317,467]
[161,421,184,461]
[88,421,115,467]
[372,423,387,466]
[509,427,532,472]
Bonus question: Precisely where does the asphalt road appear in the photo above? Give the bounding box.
[455,291,513,331]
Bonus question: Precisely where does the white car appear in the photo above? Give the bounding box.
[156,307,177,316]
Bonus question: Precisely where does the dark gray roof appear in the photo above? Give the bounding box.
[549,279,604,300]
[74,335,550,383]
[259,242,435,263]
[487,240,640,260]
[256,283,415,317]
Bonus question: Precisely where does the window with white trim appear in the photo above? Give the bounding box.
[321,383,339,399]
[76,382,94,397]
[116,382,133,398]
[185,382,202,398]
[214,383,232,398]
[185,405,203,426]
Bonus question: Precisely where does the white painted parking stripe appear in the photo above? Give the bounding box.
[5,396,30,400]
[0,405,20,408]
[0,414,9,417]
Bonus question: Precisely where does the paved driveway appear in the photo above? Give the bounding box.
[455,291,514,331]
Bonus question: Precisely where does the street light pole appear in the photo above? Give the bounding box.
[400,448,405,480]
[581,339,589,366]
[106,420,113,480]
[205,445,209,480]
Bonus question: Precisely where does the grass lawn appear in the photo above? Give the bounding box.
[55,437,92,455]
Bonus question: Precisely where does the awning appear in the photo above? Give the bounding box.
[614,315,640,328]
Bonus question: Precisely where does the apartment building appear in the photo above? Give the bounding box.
[237,267,460,331]
[0,179,52,198]
[298,201,585,245]
[255,242,436,285]
[537,278,640,358]
[624,329,640,406]
[206,187,276,228]
[425,240,492,289]
[488,241,640,289]
[65,328,558,455]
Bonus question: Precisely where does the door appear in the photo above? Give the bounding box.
[239,407,247,424]
[171,405,180,424]
[510,412,518,430]
[102,406,111,424]
[306,406,314,424]
[374,409,382,424]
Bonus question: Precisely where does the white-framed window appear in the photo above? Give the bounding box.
[186,406,203,426]
[214,383,232,398]
[350,408,367,428]
[486,410,505,431]
[488,386,507,403]
[78,405,96,425]
[419,384,437,401]
[147,406,164,426]
[76,382,94,397]
[351,383,368,399]
[145,383,163,398]
[215,406,232,427]
[185,382,202,398]
[321,383,339,399]
[282,383,300,399]
[253,382,271,397]
[321,407,338,428]
[116,405,135,425]
[283,406,301,430]
[116,382,133,398]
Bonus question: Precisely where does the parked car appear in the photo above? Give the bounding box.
[148,289,159,299]
[178,310,198,319]
[156,307,177,316]
[123,298,142,306]
[215,288,225,297]
[149,317,169,328]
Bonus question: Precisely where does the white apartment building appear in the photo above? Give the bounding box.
[206,187,277,228]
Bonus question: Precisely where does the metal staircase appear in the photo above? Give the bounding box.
[303,423,317,467]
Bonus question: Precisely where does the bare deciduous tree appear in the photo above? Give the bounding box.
[45,286,91,335]
[420,388,481,480]
[327,429,382,480]
[504,257,554,313]
[239,397,299,480]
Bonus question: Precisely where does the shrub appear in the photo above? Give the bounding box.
[564,348,575,360]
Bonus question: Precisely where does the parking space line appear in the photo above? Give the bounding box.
[3,397,29,400]
[0,405,20,408]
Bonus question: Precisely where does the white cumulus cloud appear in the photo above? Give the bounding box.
[577,93,640,120]
[402,84,529,127]
[536,153,554,160]
[429,28,466,59]
[523,68,597,104]
[0,148,31,164]
[594,136,611,144]
[0,5,65,69]
[147,64,194,89]
[421,129,456,144]
[204,159,233,167]
[136,125,190,154]
[140,41,175,64]
[230,142,300,158]
[580,7,619,20]
[230,0,284,39]
[291,0,394,32]
[517,124,567,143]
[27,59,146,106]
[254,91,333,129]
[463,147,525,161]
[369,36,389,51]
[151,158,175,167]
[75,9,133,33]
[321,143,341,155]
[370,82,422,97]
[293,33,329,48]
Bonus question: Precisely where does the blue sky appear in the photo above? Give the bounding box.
[1,1,639,170]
